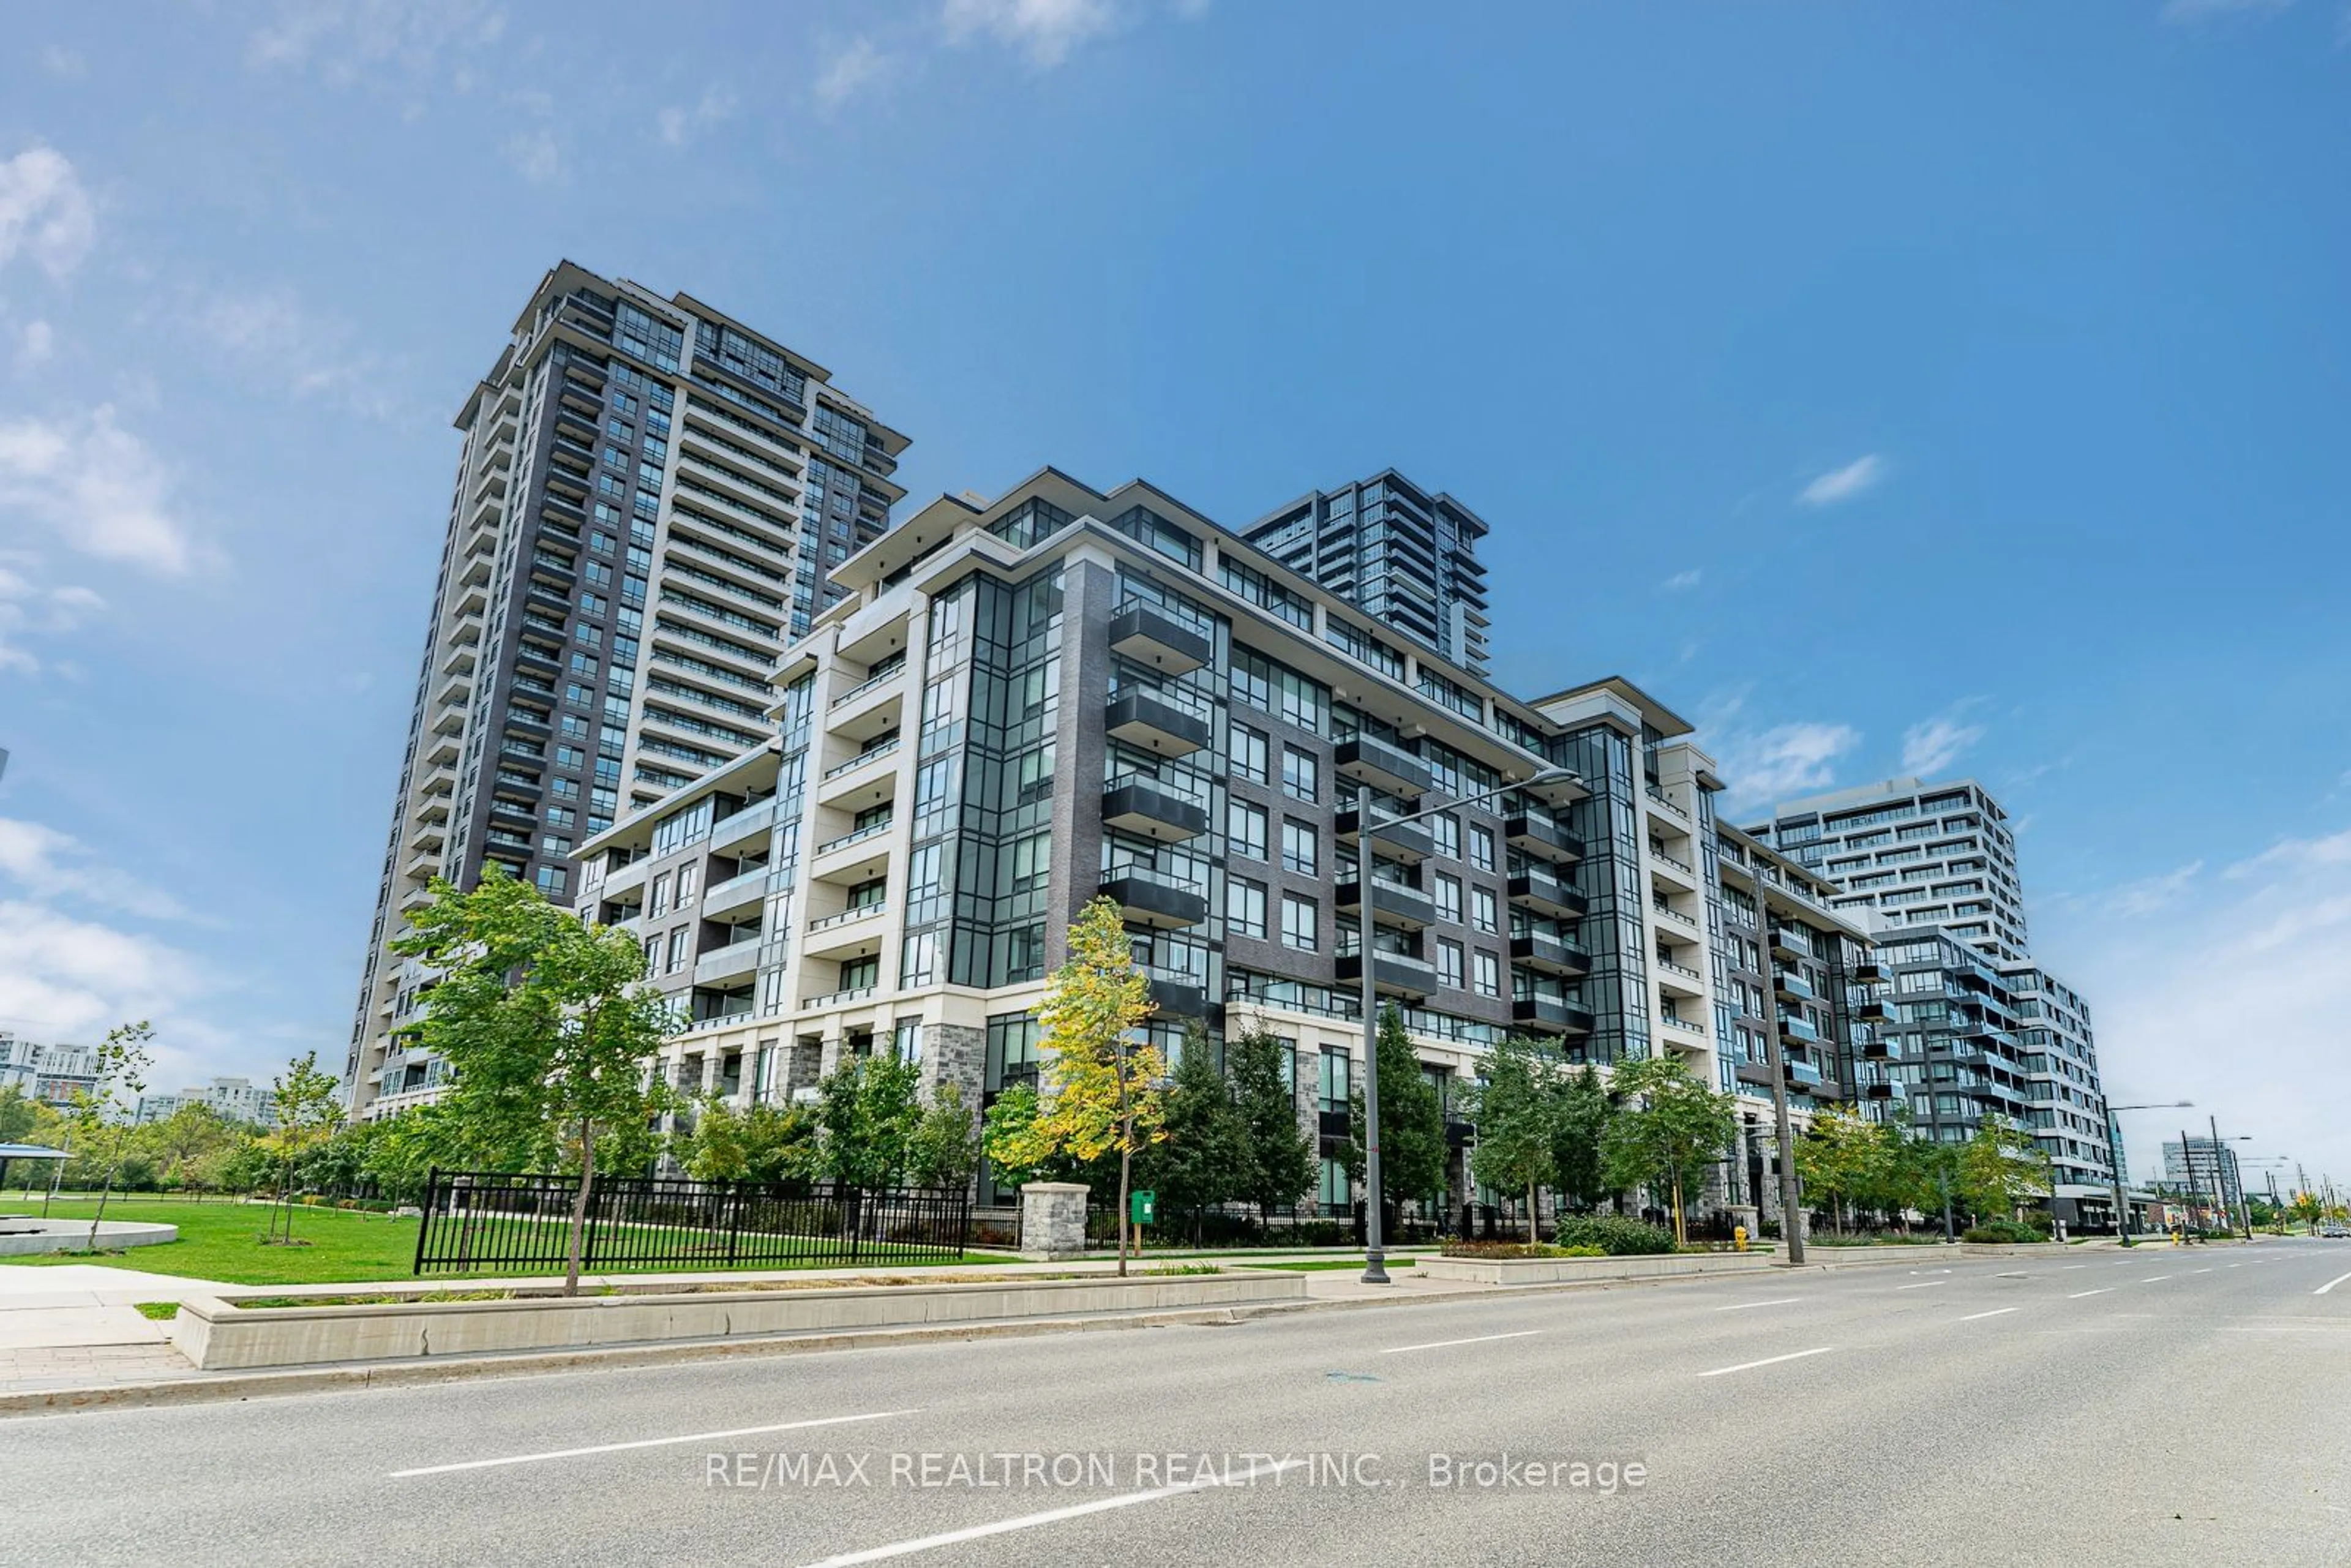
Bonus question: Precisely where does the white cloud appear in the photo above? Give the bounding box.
[40,46,88,81]
[658,86,740,146]
[14,320,54,370]
[2047,819,2351,1191]
[0,407,199,574]
[501,126,561,185]
[246,0,508,86]
[1797,453,1888,508]
[2159,0,2292,21]
[942,0,1121,66]
[814,39,890,111]
[1900,713,1986,776]
[0,565,103,674]
[1715,719,1863,806]
[1661,569,1702,592]
[188,287,395,417]
[0,818,186,920]
[0,145,97,280]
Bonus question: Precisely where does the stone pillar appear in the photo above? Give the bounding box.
[921,1022,985,1107]
[1020,1182,1090,1259]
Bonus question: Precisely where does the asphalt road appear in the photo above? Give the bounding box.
[9,1239,2350,1567]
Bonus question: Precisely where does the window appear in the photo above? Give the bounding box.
[1281,893,1318,951]
[534,865,568,898]
[1228,800,1268,860]
[1430,813,1461,860]
[891,1018,924,1064]
[1436,939,1465,990]
[666,928,689,973]
[1472,950,1501,999]
[1227,878,1269,939]
[1281,819,1318,876]
[1231,723,1269,785]
[649,873,671,917]
[1433,873,1462,925]
[1471,885,1499,934]
[1468,824,1496,871]
[676,862,699,901]
[1281,746,1318,803]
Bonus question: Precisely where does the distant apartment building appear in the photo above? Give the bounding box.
[1752,776,2028,962]
[2163,1136,2246,1215]
[347,261,909,1117]
[2001,964,2113,1207]
[140,1077,276,1128]
[0,1033,96,1109]
[1240,470,1494,677]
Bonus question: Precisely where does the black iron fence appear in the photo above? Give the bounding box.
[411,1170,970,1275]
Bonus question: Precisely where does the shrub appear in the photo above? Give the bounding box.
[1441,1240,1607,1259]
[1962,1218,2046,1244]
[1553,1215,1678,1256]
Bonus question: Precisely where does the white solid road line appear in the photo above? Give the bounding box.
[2062,1265,2087,1270]
[797,1457,1307,1566]
[1959,1308,2019,1322]
[389,1411,919,1478]
[1698,1346,1835,1378]
[2192,1268,2213,1274]
[1895,1281,1946,1291]
[1381,1330,1542,1354]
[2069,1289,2114,1299]
[2317,1271,2351,1297]
[2142,1276,2173,1283]
[1713,1297,1805,1312]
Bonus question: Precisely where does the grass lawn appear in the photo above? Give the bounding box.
[1243,1257,1418,1272]
[0,1199,1005,1287]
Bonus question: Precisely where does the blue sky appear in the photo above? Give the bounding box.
[1,0,2344,1191]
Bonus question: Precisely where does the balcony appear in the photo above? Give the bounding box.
[1100,868,1209,931]
[1769,926,1810,962]
[822,735,902,786]
[1856,997,1893,1024]
[803,903,887,959]
[800,985,877,1012]
[1333,808,1434,864]
[1504,810,1583,863]
[700,867,768,919]
[1108,602,1211,676]
[1333,734,1432,798]
[1509,866,1587,918]
[1779,1013,1821,1046]
[1336,948,1437,1001]
[1509,931,1591,979]
[1105,689,1212,759]
[711,800,775,853]
[692,937,762,986]
[1659,1011,1710,1041]
[1101,775,1209,844]
[1851,958,1888,983]
[1145,974,1207,1018]
[1336,877,1436,931]
[1512,996,1595,1035]
[1774,969,1817,1005]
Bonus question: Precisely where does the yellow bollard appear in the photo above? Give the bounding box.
[1734,1224,1749,1253]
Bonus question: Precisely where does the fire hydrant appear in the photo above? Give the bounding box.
[1733,1224,1749,1253]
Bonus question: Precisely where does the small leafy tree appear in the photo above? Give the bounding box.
[1553,1064,1613,1210]
[1794,1103,1891,1236]
[1957,1116,2051,1226]
[989,897,1163,1275]
[2289,1190,2323,1234]
[1461,1035,1561,1242]
[1348,1004,1449,1222]
[1141,1026,1248,1235]
[0,1084,41,1145]
[394,865,679,1294]
[678,1097,822,1185]
[1600,1053,1736,1248]
[814,1052,924,1187]
[70,1021,153,1251]
[265,1051,345,1244]
[907,1083,980,1192]
[1226,1025,1313,1228]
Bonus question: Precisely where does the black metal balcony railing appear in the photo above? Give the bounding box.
[1108,602,1211,676]
[1333,734,1433,798]
[1099,868,1209,931]
[1101,775,1210,844]
[1335,877,1437,931]
[1509,930,1592,978]
[1504,809,1584,863]
[1507,866,1588,918]
[1334,807,1436,863]
[1335,948,1437,999]
[1105,689,1213,759]
[1512,996,1595,1035]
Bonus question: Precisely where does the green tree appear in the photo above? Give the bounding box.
[0,1084,42,1145]
[1226,1026,1313,1229]
[1600,1053,1736,1248]
[1794,1103,1891,1236]
[814,1052,924,1187]
[989,897,1164,1274]
[394,864,680,1294]
[1141,1027,1247,1235]
[1461,1035,1561,1242]
[1956,1116,2051,1225]
[2289,1190,2324,1234]
[907,1083,980,1192]
[1348,1004,1449,1221]
[69,1021,154,1250]
[266,1051,345,1245]
[1553,1064,1613,1210]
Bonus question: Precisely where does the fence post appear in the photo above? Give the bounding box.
[725,1180,741,1269]
[846,1187,862,1266]
[581,1171,601,1272]
[411,1168,437,1275]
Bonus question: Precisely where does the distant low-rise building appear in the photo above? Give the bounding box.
[0,1033,97,1110]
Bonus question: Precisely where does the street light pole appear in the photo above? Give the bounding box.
[2106,1100,2192,1242]
[1352,763,1578,1286]
[1741,851,1804,1265]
